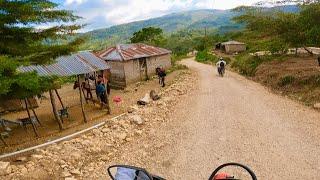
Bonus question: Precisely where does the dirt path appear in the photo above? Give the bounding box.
[147,58,320,179]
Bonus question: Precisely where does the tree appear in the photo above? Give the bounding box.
[130,27,166,46]
[233,2,320,54]
[0,0,83,100]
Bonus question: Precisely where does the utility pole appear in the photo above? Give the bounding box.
[205,26,207,38]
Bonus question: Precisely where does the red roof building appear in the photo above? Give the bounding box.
[97,43,172,88]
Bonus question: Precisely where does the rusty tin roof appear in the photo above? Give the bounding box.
[18,51,110,77]
[97,43,172,61]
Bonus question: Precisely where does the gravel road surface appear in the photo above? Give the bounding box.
[150,58,320,179]
[2,58,320,180]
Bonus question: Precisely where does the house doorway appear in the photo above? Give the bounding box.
[139,58,148,81]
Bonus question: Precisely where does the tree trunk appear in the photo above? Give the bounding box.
[104,91,111,115]
[24,99,39,137]
[27,98,41,126]
[49,90,64,130]
[54,89,65,109]
[0,135,7,147]
[78,75,88,123]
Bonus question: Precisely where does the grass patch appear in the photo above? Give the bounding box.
[167,54,188,73]
[299,75,320,87]
[195,50,218,64]
[231,54,276,76]
[278,75,295,87]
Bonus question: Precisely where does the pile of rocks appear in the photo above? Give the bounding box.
[0,70,197,179]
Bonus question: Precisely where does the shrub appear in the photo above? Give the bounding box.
[231,54,274,76]
[195,50,217,63]
[278,75,296,86]
[299,75,320,86]
[167,54,188,73]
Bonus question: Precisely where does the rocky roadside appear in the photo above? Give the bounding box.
[0,70,197,180]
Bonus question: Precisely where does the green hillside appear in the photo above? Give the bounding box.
[80,5,299,50]
[80,9,240,50]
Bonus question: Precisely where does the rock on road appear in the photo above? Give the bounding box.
[153,58,320,179]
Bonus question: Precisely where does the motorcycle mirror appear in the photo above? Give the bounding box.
[107,165,153,180]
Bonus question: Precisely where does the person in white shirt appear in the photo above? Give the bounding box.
[216,57,226,76]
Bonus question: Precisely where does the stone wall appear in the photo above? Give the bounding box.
[225,44,246,54]
[123,60,141,85]
[108,61,126,89]
[147,54,172,75]
[108,54,172,88]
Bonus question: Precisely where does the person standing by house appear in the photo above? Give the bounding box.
[96,74,111,114]
[156,66,166,87]
[96,81,106,105]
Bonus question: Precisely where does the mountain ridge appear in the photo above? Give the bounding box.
[81,5,299,50]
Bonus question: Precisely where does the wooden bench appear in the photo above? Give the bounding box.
[58,107,69,118]
[0,119,22,131]
[18,116,39,131]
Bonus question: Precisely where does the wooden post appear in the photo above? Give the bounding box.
[94,72,97,86]
[26,98,41,126]
[54,89,65,109]
[82,85,89,104]
[78,75,88,123]
[0,135,7,147]
[0,117,8,146]
[103,72,111,115]
[86,78,93,101]
[49,90,64,130]
[24,99,39,137]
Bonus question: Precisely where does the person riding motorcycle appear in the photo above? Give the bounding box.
[216,57,226,76]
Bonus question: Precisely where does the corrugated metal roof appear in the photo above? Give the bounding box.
[97,43,172,61]
[221,41,246,45]
[18,51,110,76]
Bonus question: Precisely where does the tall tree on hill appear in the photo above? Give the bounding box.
[0,0,83,129]
[130,27,166,46]
[0,0,83,99]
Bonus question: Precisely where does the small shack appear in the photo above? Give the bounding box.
[97,43,172,89]
[217,41,246,54]
[17,51,111,133]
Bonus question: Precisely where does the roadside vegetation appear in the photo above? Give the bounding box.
[229,2,320,107]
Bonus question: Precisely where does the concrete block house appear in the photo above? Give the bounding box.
[216,41,246,54]
[97,43,172,89]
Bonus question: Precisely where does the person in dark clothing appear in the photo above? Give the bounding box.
[156,67,166,87]
[318,56,320,66]
[96,81,107,104]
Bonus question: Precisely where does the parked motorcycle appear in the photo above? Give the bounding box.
[108,162,257,180]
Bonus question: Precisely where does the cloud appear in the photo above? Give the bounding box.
[56,0,263,31]
[65,0,87,5]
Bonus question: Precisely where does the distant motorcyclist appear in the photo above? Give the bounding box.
[216,57,226,77]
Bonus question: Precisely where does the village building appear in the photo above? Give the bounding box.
[97,43,172,89]
[216,41,246,54]
[1,51,110,113]
[0,51,111,139]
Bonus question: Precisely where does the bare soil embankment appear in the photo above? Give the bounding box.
[254,56,320,107]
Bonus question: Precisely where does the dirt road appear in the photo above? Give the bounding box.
[148,58,320,179]
[3,58,320,179]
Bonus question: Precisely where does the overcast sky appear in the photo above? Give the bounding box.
[52,0,264,31]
